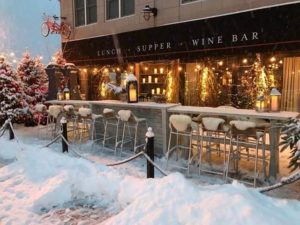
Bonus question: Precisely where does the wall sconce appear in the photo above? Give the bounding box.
[142,5,157,21]
[270,88,281,112]
[63,86,70,100]
[127,74,138,103]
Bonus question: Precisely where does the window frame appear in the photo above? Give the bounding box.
[74,0,97,27]
[106,0,135,21]
[181,0,203,5]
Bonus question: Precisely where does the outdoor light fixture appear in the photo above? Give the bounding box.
[269,88,281,112]
[255,95,267,112]
[63,86,70,100]
[127,74,138,103]
[57,89,64,100]
[142,5,157,21]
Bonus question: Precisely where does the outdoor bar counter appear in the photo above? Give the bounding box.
[167,105,299,179]
[46,100,179,155]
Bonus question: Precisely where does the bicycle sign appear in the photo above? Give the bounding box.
[41,14,71,39]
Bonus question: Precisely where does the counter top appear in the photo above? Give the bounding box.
[89,100,179,109]
[168,105,299,121]
[46,100,180,109]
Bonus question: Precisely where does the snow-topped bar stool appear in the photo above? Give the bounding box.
[116,110,148,155]
[199,117,229,176]
[35,104,49,138]
[47,105,63,137]
[225,120,267,187]
[166,114,198,175]
[35,104,48,125]
[63,105,78,139]
[77,107,92,142]
[102,108,120,154]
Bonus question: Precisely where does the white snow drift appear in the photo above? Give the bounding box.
[0,137,299,225]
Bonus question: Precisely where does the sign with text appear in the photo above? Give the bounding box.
[63,3,300,64]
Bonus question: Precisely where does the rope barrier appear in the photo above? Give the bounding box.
[106,152,144,166]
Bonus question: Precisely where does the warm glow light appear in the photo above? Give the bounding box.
[218,61,223,66]
[103,68,109,73]
[244,70,248,73]
[83,68,88,73]
[178,66,182,71]
[129,65,134,70]
[242,58,248,64]
[212,67,215,70]
[196,64,201,70]
[13,59,17,63]
[39,56,43,60]
[194,68,198,72]
[160,67,164,74]
[10,52,15,57]
[270,56,276,62]
[52,56,56,61]
[116,67,120,72]
[144,66,148,71]
[279,60,283,64]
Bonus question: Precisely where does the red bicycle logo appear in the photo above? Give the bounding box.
[41,14,71,39]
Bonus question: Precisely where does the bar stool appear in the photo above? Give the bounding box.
[47,105,63,137]
[116,110,148,155]
[199,117,229,176]
[190,114,202,165]
[102,108,120,154]
[35,104,49,138]
[35,104,48,125]
[63,105,78,139]
[225,120,267,187]
[166,114,195,175]
[77,107,92,142]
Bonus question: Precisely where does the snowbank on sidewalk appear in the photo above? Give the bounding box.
[0,137,299,225]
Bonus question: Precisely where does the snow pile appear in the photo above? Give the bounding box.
[0,137,300,225]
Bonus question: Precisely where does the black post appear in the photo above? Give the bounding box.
[8,122,14,140]
[146,127,155,178]
[61,117,68,153]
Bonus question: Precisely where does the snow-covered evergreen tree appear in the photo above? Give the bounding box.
[0,56,25,124]
[17,52,48,107]
[51,50,66,89]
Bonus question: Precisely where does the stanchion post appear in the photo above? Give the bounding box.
[61,117,68,153]
[145,127,155,178]
[8,120,14,140]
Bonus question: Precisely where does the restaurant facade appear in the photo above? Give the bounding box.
[60,0,300,112]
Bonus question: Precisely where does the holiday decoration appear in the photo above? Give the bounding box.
[198,65,220,106]
[0,57,26,124]
[17,52,48,108]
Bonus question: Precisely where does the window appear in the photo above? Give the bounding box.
[106,0,134,20]
[182,0,200,4]
[74,0,97,27]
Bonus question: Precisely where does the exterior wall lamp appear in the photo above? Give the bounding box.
[142,5,158,21]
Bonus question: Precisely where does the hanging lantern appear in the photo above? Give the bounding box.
[269,88,281,112]
[63,86,70,100]
[126,74,138,103]
[255,95,267,112]
[57,89,64,100]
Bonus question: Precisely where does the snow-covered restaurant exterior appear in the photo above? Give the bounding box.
[55,0,300,180]
[61,0,300,112]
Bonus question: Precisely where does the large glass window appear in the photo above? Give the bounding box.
[74,0,97,27]
[106,0,134,20]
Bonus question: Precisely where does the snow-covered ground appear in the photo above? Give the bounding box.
[0,126,300,225]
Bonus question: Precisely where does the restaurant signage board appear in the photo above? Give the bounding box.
[63,3,300,64]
